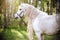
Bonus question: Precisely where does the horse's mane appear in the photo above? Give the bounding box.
[28,4,48,19]
[21,3,48,19]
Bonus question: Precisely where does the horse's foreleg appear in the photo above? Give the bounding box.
[35,31,42,40]
[27,26,33,40]
[27,21,34,40]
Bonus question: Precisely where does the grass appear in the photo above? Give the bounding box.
[0,26,28,40]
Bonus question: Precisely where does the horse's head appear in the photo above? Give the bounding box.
[14,3,31,19]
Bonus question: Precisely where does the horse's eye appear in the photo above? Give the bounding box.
[20,9,22,10]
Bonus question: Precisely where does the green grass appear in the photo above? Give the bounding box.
[0,26,28,40]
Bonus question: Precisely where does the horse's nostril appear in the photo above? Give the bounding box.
[15,17,18,19]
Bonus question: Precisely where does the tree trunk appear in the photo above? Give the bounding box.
[37,0,41,10]
[35,0,38,7]
[43,0,44,12]
[46,1,49,14]
[3,0,7,30]
[41,0,45,11]
[56,0,60,40]
[4,9,7,30]
[49,0,53,15]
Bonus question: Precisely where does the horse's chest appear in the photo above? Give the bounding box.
[32,17,46,33]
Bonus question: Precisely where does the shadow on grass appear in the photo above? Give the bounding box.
[0,26,28,40]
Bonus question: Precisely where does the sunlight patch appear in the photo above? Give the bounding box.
[21,31,28,36]
[11,29,24,38]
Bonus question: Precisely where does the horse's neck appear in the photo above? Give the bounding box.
[28,8,40,19]
[30,9,48,19]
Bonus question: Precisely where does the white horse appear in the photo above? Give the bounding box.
[14,3,60,40]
